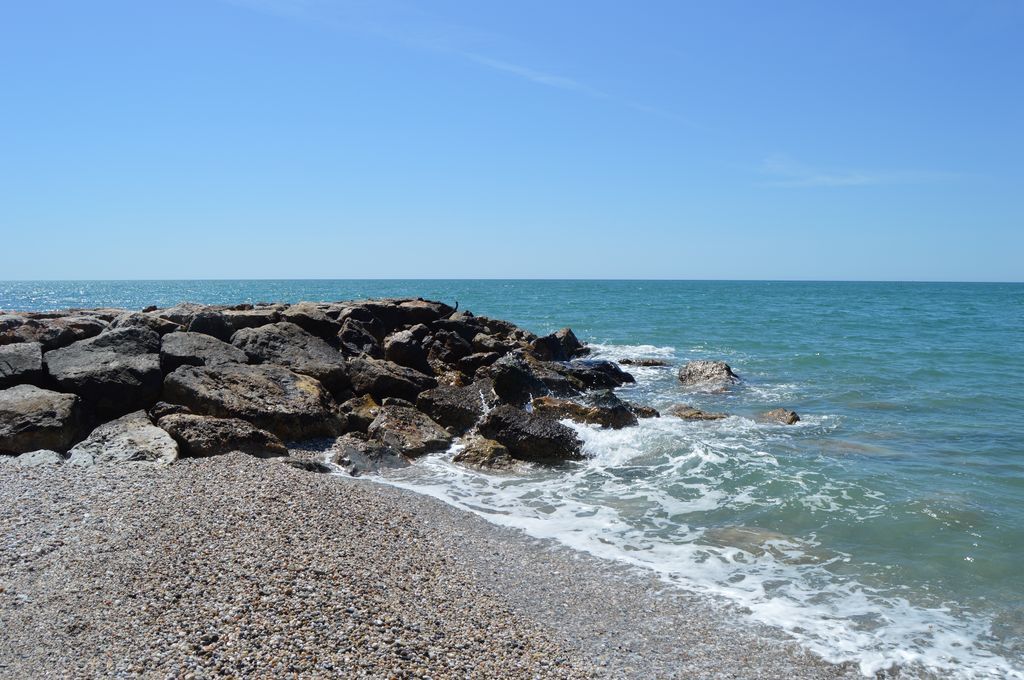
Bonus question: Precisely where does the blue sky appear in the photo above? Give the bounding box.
[1,1,1021,281]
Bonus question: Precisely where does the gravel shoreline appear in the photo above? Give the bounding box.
[1,455,858,679]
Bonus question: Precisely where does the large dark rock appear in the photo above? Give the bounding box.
[231,322,350,396]
[0,342,44,388]
[457,352,500,375]
[187,310,232,341]
[529,327,588,362]
[0,385,82,455]
[327,432,411,476]
[760,408,800,425]
[159,303,210,327]
[416,379,496,433]
[366,405,453,457]
[383,326,432,374]
[678,360,740,388]
[162,364,344,440]
[488,352,550,406]
[44,327,163,416]
[0,314,107,350]
[67,410,179,466]
[553,359,634,391]
[221,308,280,335]
[338,318,383,358]
[358,299,454,333]
[109,311,183,336]
[345,356,436,403]
[160,332,248,373]
[426,329,473,367]
[157,413,288,458]
[478,405,584,465]
[532,394,638,429]
[281,303,341,339]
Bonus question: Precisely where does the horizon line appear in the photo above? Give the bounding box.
[2,278,1022,284]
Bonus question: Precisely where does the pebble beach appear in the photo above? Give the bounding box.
[1,452,857,679]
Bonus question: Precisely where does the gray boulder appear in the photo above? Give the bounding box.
[162,364,344,440]
[221,308,280,335]
[109,311,183,336]
[366,405,453,457]
[67,410,178,466]
[160,331,248,373]
[345,356,436,403]
[0,385,81,454]
[416,379,497,433]
[14,449,65,467]
[478,405,584,465]
[281,302,341,339]
[0,314,107,350]
[677,360,740,388]
[157,413,288,458]
[187,310,232,341]
[44,327,163,416]
[230,322,350,396]
[0,342,44,388]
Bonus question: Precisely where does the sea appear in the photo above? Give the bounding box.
[3,279,1022,678]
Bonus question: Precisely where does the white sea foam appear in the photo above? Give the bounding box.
[369,342,1023,679]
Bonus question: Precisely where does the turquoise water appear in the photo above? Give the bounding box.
[4,280,1023,676]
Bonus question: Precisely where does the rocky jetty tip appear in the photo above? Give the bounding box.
[2,298,800,471]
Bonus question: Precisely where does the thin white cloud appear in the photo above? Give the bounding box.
[462,54,608,98]
[759,155,958,188]
[220,0,683,122]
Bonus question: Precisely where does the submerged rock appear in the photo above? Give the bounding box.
[677,360,740,388]
[0,385,82,455]
[478,405,584,465]
[44,327,163,417]
[760,408,801,425]
[366,406,453,457]
[618,358,669,367]
[157,413,288,458]
[667,404,729,421]
[0,342,44,388]
[163,364,344,440]
[68,410,178,466]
